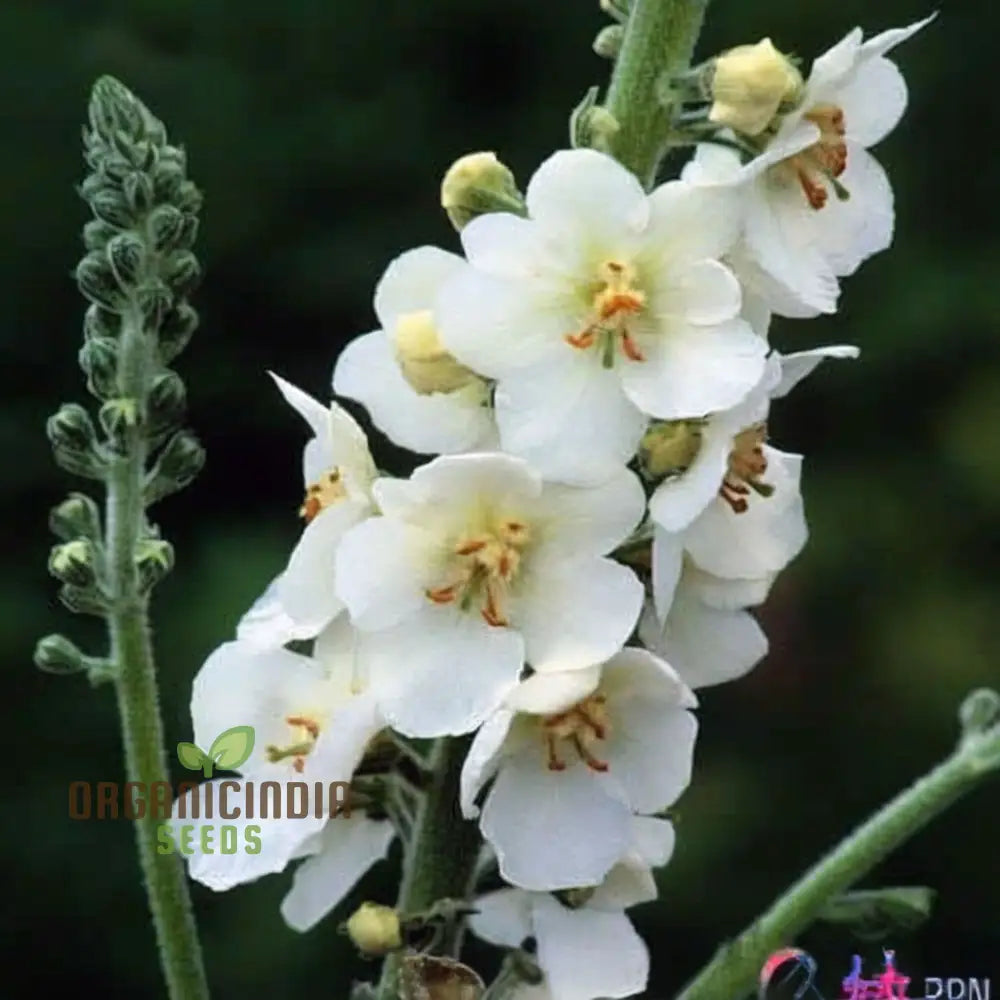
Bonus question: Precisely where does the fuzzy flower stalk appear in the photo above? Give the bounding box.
[37,77,209,999]
[43,6,1000,1000]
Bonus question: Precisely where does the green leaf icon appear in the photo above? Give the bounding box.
[177,742,207,771]
[209,725,255,771]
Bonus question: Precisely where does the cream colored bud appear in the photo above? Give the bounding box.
[393,310,479,395]
[441,151,522,230]
[639,420,705,480]
[709,38,803,136]
[345,902,402,956]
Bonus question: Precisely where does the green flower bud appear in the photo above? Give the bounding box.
[83,304,120,342]
[555,887,597,909]
[99,398,142,452]
[58,583,110,618]
[960,689,1000,739]
[47,404,107,480]
[593,24,624,59]
[344,903,402,957]
[76,252,128,312]
[441,151,524,231]
[88,188,134,229]
[158,303,199,364]
[123,170,155,215]
[134,279,173,329]
[147,370,187,432]
[49,492,103,544]
[570,87,619,152]
[163,251,201,298]
[135,537,174,591]
[144,430,206,505]
[34,634,90,676]
[106,232,146,289]
[78,337,119,400]
[639,419,705,480]
[90,76,164,147]
[49,538,100,588]
[148,205,185,252]
[83,220,119,253]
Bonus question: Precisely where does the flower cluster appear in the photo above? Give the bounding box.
[176,17,928,1000]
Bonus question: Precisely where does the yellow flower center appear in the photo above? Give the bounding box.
[777,104,849,210]
[265,715,321,774]
[299,469,348,524]
[425,519,531,627]
[720,422,774,513]
[565,260,647,365]
[541,693,611,773]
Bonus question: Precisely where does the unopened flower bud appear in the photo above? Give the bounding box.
[47,404,107,480]
[106,232,145,289]
[148,204,186,252]
[344,903,402,956]
[50,492,103,544]
[639,420,705,480]
[49,539,99,588]
[88,189,134,230]
[134,279,173,329]
[393,310,480,395]
[556,886,597,909]
[79,336,120,400]
[145,430,206,505]
[593,24,624,59]
[34,633,90,676]
[441,152,524,231]
[709,39,803,136]
[135,537,174,591]
[163,251,201,297]
[147,369,187,432]
[123,170,155,215]
[83,304,119,342]
[960,688,1000,739]
[99,397,142,450]
[76,251,128,312]
[158,303,199,363]
[570,87,620,152]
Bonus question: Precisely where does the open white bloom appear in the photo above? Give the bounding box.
[333,246,497,455]
[238,374,378,644]
[436,148,767,484]
[461,650,696,890]
[648,346,857,537]
[335,453,645,737]
[686,16,934,317]
[470,817,674,1000]
[174,618,384,891]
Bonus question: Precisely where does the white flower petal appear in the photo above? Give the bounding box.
[495,363,647,486]
[373,245,464,331]
[469,888,533,948]
[622,317,767,420]
[278,499,370,634]
[836,55,909,148]
[236,573,316,649]
[525,148,650,246]
[684,564,776,610]
[807,28,864,99]
[408,451,542,507]
[531,467,645,556]
[589,860,658,911]
[280,815,395,932]
[482,751,631,890]
[269,372,330,442]
[332,331,496,455]
[358,605,524,737]
[860,14,937,61]
[505,668,602,716]
[644,179,742,262]
[629,815,678,867]
[460,708,517,818]
[532,897,649,1000]
[661,258,742,326]
[651,528,684,621]
[772,345,860,400]
[460,212,569,278]
[515,556,643,673]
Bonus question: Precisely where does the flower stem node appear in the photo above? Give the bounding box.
[49,538,101,589]
[50,492,103,544]
[135,537,175,592]
[393,311,480,395]
[144,430,206,506]
[344,903,403,957]
[707,39,803,136]
[441,152,525,231]
[639,419,705,481]
[47,403,108,480]
[594,24,625,60]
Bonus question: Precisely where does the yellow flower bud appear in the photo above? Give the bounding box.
[345,902,402,956]
[393,309,479,395]
[440,151,522,230]
[639,420,705,480]
[709,38,803,136]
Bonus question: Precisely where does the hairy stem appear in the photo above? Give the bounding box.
[676,719,1000,1000]
[603,0,710,187]
[107,304,210,1000]
[376,735,481,999]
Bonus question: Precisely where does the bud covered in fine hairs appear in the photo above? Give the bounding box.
[147,370,187,433]
[144,430,206,506]
[570,86,620,151]
[49,539,100,589]
[708,39,803,135]
[344,903,403,957]
[135,536,174,592]
[593,24,624,59]
[441,151,524,230]
[639,419,705,480]
[47,404,107,480]
[34,634,91,676]
[78,336,119,400]
[50,493,103,544]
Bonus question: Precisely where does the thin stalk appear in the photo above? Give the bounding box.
[603,0,710,188]
[676,721,1000,1000]
[106,305,210,1000]
[376,736,481,1000]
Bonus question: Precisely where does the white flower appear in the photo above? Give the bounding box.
[333,246,497,455]
[174,618,384,891]
[239,374,378,644]
[470,817,675,1000]
[686,16,935,317]
[436,148,767,484]
[648,346,858,572]
[335,453,646,737]
[460,650,696,890]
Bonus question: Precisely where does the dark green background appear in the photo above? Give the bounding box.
[2,0,996,997]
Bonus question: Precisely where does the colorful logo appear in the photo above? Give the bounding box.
[760,949,991,1000]
[176,724,255,778]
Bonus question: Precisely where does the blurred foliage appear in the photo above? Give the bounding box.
[1,0,997,996]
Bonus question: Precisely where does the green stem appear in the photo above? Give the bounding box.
[107,305,210,1000]
[603,0,710,188]
[676,720,1000,1000]
[376,736,481,1000]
